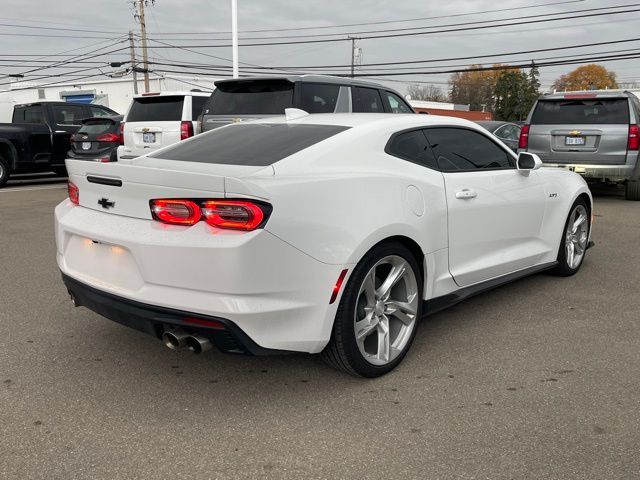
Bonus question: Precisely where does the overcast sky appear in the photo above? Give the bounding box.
[1,0,638,94]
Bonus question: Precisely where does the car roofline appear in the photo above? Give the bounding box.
[213,75,395,90]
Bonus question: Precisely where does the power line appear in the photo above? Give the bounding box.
[147,0,586,35]
[142,6,640,48]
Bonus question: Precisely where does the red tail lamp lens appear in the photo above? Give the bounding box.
[68,181,79,205]
[329,269,348,304]
[202,200,265,231]
[183,317,225,329]
[628,125,639,151]
[180,120,194,141]
[151,199,201,225]
[518,124,530,150]
[96,132,120,143]
[118,122,125,145]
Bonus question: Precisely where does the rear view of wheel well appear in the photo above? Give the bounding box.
[374,235,425,281]
[577,192,592,217]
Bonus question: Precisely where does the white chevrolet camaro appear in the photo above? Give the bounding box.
[55,112,592,377]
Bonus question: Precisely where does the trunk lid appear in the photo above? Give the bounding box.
[66,158,271,220]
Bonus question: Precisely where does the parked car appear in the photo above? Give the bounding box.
[200,75,414,132]
[520,90,640,200]
[57,113,592,377]
[67,116,123,163]
[476,120,521,151]
[118,90,210,160]
[0,101,118,186]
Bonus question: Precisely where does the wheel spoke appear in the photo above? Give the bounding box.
[362,268,377,305]
[566,241,575,268]
[377,262,407,300]
[572,213,587,233]
[386,299,417,326]
[376,316,390,362]
[355,312,377,340]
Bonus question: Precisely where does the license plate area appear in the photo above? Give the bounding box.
[565,136,585,146]
[64,236,144,292]
[81,142,92,150]
[143,132,156,143]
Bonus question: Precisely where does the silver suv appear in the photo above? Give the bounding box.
[519,91,640,200]
[199,75,414,132]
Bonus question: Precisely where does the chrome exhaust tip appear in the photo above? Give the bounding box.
[185,335,213,354]
[162,330,190,350]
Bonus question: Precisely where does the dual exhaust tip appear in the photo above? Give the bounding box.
[162,330,212,354]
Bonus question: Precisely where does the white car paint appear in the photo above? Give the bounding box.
[56,113,592,354]
[118,91,210,160]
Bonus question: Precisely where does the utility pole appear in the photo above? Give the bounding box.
[231,0,239,78]
[136,0,151,92]
[348,36,360,78]
[128,31,138,95]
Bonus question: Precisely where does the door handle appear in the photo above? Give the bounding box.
[455,189,477,199]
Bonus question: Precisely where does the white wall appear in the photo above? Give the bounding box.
[0,75,217,122]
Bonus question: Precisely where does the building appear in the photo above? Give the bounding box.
[409,100,492,120]
[0,75,218,121]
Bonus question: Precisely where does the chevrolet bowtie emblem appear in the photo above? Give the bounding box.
[142,127,150,133]
[569,130,581,136]
[232,118,242,123]
[98,198,115,209]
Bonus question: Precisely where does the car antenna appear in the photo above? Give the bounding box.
[285,108,309,121]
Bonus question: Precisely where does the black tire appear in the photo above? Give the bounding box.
[0,155,9,187]
[52,166,67,177]
[551,197,591,277]
[321,241,423,377]
[625,180,640,201]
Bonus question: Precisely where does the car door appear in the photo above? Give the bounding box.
[51,104,85,164]
[423,127,548,287]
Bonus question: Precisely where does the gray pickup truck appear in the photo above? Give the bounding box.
[519,91,640,200]
[0,101,117,186]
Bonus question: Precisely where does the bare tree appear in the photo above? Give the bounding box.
[407,84,448,102]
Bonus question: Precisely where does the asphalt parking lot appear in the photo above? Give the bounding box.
[1,181,639,480]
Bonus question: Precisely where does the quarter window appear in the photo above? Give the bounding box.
[382,91,413,113]
[352,87,384,113]
[423,128,514,172]
[299,83,341,113]
[386,129,437,169]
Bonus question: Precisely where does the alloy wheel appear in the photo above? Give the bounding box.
[354,255,419,366]
[565,204,589,269]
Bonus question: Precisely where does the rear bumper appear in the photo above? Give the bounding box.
[55,200,345,354]
[540,163,639,182]
[62,273,285,355]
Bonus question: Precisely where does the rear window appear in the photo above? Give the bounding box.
[79,119,116,135]
[127,96,184,122]
[149,123,349,166]
[208,80,293,115]
[13,106,44,123]
[531,98,630,125]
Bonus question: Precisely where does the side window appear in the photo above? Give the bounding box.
[53,105,85,125]
[382,91,413,113]
[191,96,208,120]
[352,87,384,113]
[13,106,45,123]
[423,127,514,172]
[385,129,437,170]
[89,106,112,117]
[299,83,340,113]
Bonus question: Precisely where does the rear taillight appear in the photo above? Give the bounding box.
[518,124,530,150]
[150,199,201,226]
[150,199,270,231]
[96,132,120,143]
[118,122,125,145]
[201,200,265,231]
[68,181,79,205]
[180,120,194,141]
[628,125,639,151]
[69,134,77,145]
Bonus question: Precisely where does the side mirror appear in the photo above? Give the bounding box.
[517,152,542,171]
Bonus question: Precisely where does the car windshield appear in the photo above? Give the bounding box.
[208,80,294,115]
[79,119,116,135]
[149,123,349,166]
[531,98,629,124]
[127,96,184,122]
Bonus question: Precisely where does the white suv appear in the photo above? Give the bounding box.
[118,90,210,159]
